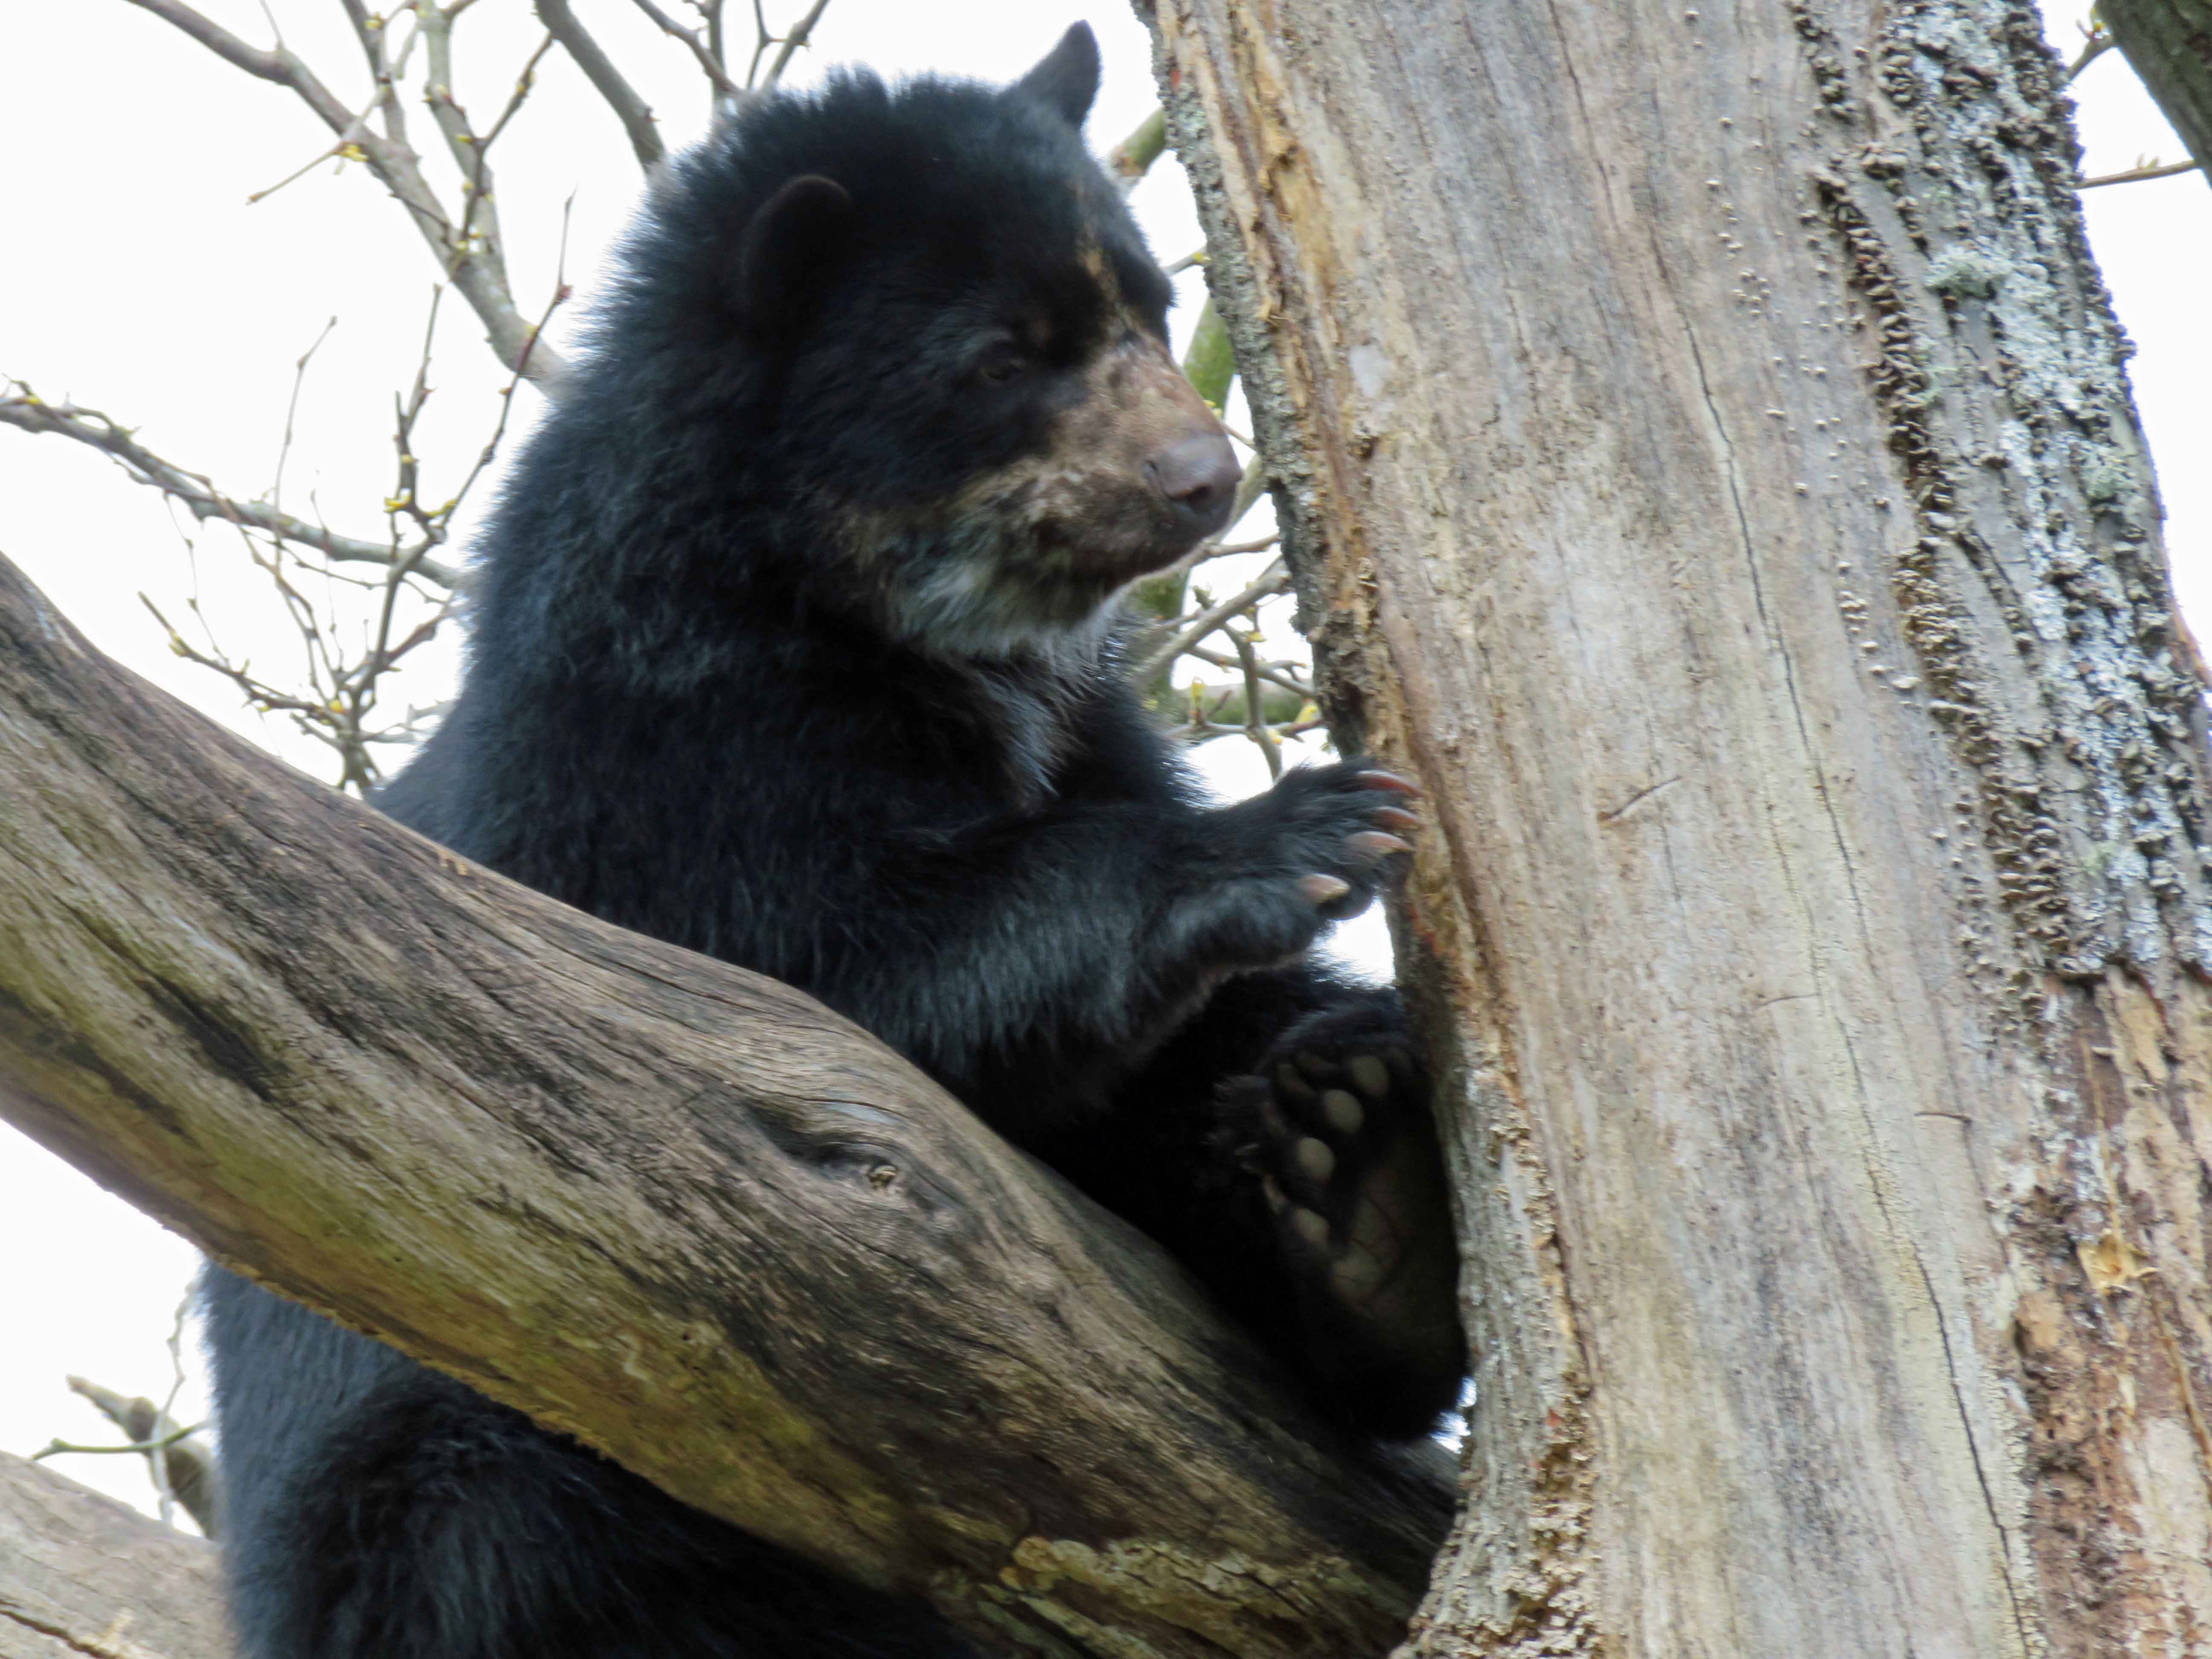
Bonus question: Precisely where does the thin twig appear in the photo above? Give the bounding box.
[150,1296,192,1526]
[2079,158,2201,189]
[1229,626,1283,777]
[1135,559,1290,684]
[1183,643,1312,703]
[271,317,338,515]
[631,0,742,97]
[47,1368,220,1536]
[1203,532,1280,560]
[122,0,566,384]
[0,387,458,588]
[446,195,576,519]
[2066,27,2115,83]
[33,1423,208,1458]
[760,0,832,90]
[336,0,413,146]
[448,30,559,272]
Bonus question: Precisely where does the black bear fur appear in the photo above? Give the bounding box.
[204,26,1464,1659]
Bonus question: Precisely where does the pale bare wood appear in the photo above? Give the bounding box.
[0,549,1450,1659]
[0,1453,227,1659]
[1148,0,2212,1653]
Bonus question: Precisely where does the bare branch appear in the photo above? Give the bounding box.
[1229,624,1283,776]
[1203,532,1282,560]
[480,34,560,154]
[119,0,352,123]
[1182,641,1311,704]
[446,197,577,521]
[1161,676,1321,748]
[2066,25,2116,82]
[2078,156,2202,187]
[419,11,557,371]
[1109,108,1169,195]
[2099,0,2212,183]
[119,0,569,386]
[1135,558,1291,684]
[632,0,742,98]
[702,0,729,76]
[759,0,833,91]
[45,1371,219,1539]
[336,0,415,146]
[271,316,338,513]
[536,0,665,167]
[0,387,458,589]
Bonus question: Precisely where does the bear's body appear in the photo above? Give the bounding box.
[205,29,1464,1658]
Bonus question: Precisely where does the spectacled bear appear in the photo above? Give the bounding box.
[202,24,1465,1658]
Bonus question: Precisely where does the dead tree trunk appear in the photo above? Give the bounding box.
[1148,0,2212,1653]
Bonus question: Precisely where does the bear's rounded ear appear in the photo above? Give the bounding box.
[736,174,856,329]
[1007,23,1099,130]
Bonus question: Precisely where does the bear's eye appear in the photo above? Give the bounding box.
[974,343,1031,385]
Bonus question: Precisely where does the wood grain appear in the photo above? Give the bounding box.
[0,549,1451,1659]
[0,1453,225,1659]
[1149,0,2212,1652]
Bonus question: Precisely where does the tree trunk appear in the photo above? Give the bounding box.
[0,550,1449,1659]
[1148,0,2212,1653]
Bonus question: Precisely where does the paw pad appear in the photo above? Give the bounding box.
[1220,996,1465,1435]
[1293,1137,1336,1182]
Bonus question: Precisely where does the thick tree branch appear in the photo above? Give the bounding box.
[0,1454,226,1659]
[0,550,1449,1659]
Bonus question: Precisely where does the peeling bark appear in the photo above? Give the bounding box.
[1147,0,2212,1651]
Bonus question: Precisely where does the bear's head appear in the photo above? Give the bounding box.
[596,24,1240,659]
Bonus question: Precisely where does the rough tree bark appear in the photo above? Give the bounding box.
[0,1454,225,1659]
[0,550,1449,1659]
[1149,0,2212,1654]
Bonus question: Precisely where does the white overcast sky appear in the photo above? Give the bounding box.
[0,0,2203,1523]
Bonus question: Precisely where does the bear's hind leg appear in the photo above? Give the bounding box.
[1220,999,1465,1439]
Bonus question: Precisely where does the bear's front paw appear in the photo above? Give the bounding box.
[1225,1001,1464,1437]
[1160,763,1419,977]
[1244,760,1419,925]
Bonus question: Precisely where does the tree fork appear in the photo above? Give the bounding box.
[1146,0,2212,1652]
[0,549,1450,1659]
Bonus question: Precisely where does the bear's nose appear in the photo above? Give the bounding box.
[1145,433,1242,538]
